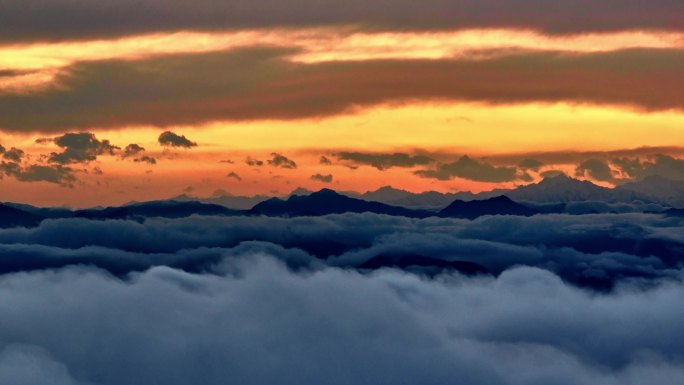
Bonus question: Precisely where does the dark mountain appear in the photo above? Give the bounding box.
[249,189,432,217]
[3,202,75,218]
[351,186,479,210]
[75,200,242,220]
[0,204,45,228]
[171,192,271,210]
[439,195,538,219]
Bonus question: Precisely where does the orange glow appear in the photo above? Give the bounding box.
[2,27,684,92]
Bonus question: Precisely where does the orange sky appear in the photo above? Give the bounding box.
[2,26,684,207]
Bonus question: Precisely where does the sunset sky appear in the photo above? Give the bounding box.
[2,0,684,207]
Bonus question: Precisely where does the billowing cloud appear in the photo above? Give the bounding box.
[48,132,118,165]
[158,131,197,148]
[614,154,684,180]
[268,153,297,169]
[0,254,683,384]
[336,152,433,170]
[575,158,616,182]
[415,155,518,182]
[2,49,684,132]
[2,147,24,162]
[310,173,333,183]
[122,143,145,158]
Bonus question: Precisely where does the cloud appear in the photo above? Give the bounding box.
[2,147,24,162]
[121,143,157,164]
[518,158,543,170]
[613,154,684,180]
[48,132,119,165]
[310,173,333,183]
[415,155,518,182]
[122,143,145,158]
[246,157,264,166]
[268,153,297,169]
[319,156,332,165]
[575,158,616,182]
[0,162,76,186]
[227,172,242,181]
[336,152,433,170]
[0,255,683,384]
[2,0,684,43]
[3,49,684,132]
[158,131,197,148]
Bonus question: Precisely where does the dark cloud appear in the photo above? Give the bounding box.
[0,144,5,154]
[158,131,197,148]
[2,0,684,43]
[1,162,76,186]
[227,171,242,181]
[336,152,433,170]
[2,147,24,162]
[49,132,119,165]
[614,154,684,181]
[310,173,333,183]
[3,49,684,132]
[575,158,616,182]
[121,143,156,164]
[319,156,332,165]
[268,153,297,169]
[518,158,543,170]
[540,170,567,179]
[415,155,518,182]
[122,143,145,158]
[134,155,157,165]
[246,157,264,167]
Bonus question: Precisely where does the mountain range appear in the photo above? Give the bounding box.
[3,175,684,228]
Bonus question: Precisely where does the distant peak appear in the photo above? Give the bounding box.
[312,188,340,196]
[289,187,313,196]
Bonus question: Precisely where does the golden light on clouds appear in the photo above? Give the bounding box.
[91,102,684,154]
[2,27,684,92]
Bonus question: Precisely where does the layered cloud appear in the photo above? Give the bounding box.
[3,0,684,43]
[2,48,684,132]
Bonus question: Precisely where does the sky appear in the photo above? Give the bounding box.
[2,1,684,207]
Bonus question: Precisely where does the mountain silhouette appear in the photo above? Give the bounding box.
[439,195,538,219]
[75,200,242,220]
[0,204,45,228]
[249,189,432,217]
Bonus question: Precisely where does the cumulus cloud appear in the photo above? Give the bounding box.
[2,147,24,162]
[122,143,157,165]
[310,173,333,183]
[268,153,297,169]
[415,155,518,182]
[158,131,197,148]
[336,152,433,170]
[48,132,118,165]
